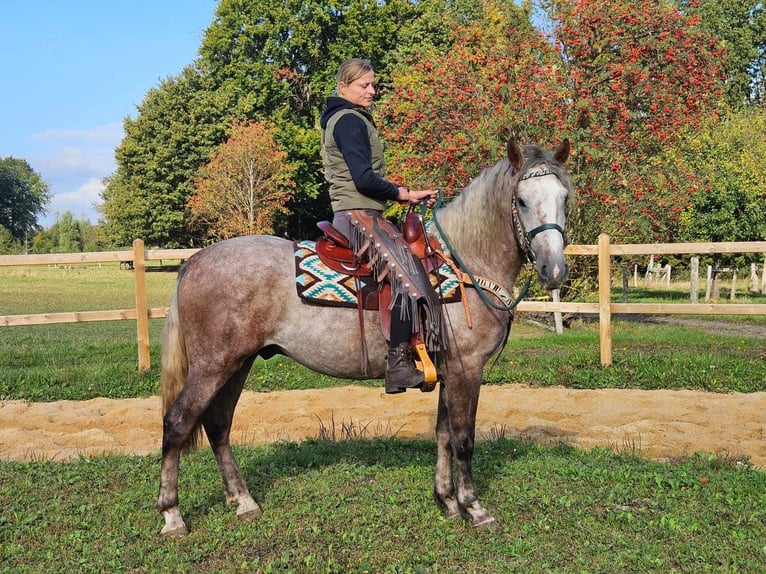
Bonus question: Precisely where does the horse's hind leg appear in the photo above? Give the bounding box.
[158,378,214,537]
[201,358,262,522]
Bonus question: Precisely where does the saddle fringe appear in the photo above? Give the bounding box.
[347,210,448,360]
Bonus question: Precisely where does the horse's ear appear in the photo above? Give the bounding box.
[507,139,523,172]
[554,139,571,164]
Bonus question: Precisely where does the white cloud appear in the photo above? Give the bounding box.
[23,122,123,226]
[33,122,124,144]
[39,145,114,175]
[45,177,105,225]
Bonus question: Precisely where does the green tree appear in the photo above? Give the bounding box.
[0,225,20,254]
[679,107,766,252]
[680,0,766,108]
[53,211,84,253]
[101,65,235,248]
[0,157,50,243]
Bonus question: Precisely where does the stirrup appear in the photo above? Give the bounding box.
[413,342,439,392]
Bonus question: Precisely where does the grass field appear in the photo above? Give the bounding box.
[1,264,765,572]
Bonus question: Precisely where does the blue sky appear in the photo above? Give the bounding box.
[0,1,217,227]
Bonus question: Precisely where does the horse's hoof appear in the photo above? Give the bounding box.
[473,516,501,530]
[160,524,189,538]
[237,507,263,522]
[236,496,262,522]
[160,508,188,537]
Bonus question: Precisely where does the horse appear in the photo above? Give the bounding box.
[157,138,573,536]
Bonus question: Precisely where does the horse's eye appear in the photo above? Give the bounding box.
[518,198,527,208]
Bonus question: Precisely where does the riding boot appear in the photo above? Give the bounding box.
[385,342,424,394]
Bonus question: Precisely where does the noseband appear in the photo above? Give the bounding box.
[511,167,568,263]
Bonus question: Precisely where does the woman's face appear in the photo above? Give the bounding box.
[339,70,375,108]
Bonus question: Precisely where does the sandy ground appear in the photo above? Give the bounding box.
[1,384,764,468]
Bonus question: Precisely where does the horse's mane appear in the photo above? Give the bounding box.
[434,158,515,256]
[434,145,573,257]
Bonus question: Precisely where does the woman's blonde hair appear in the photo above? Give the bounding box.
[336,58,374,87]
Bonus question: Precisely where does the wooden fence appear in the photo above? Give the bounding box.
[1,236,765,368]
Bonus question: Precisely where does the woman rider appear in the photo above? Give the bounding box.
[319,58,446,393]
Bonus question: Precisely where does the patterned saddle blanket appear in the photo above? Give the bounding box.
[294,240,461,308]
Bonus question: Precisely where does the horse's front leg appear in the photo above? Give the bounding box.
[433,383,460,518]
[442,374,499,529]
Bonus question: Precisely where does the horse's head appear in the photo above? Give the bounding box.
[507,139,572,290]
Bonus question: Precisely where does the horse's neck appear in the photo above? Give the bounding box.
[436,195,522,290]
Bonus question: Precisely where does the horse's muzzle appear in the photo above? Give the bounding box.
[536,256,569,290]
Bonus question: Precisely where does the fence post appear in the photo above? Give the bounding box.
[598,233,612,366]
[551,289,564,334]
[690,257,699,303]
[133,239,151,371]
[750,263,758,293]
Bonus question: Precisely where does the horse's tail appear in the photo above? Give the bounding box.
[160,267,202,450]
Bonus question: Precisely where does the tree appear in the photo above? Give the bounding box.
[544,0,727,243]
[679,107,766,258]
[679,0,766,108]
[101,65,236,248]
[189,121,296,241]
[381,1,568,195]
[0,157,50,243]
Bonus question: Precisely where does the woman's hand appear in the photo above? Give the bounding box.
[396,187,438,207]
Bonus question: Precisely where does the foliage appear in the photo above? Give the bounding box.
[0,157,50,243]
[380,1,569,194]
[380,0,728,247]
[545,0,727,244]
[189,121,296,240]
[100,66,236,248]
[30,212,108,254]
[101,0,448,246]
[0,225,21,254]
[98,0,755,251]
[677,107,766,264]
[680,0,766,108]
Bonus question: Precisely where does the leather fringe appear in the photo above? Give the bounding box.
[346,210,448,360]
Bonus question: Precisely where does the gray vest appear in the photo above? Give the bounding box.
[322,108,389,213]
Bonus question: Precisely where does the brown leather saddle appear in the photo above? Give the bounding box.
[316,210,442,277]
[315,210,443,316]
[315,210,445,387]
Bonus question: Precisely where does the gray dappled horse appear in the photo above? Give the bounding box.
[158,139,573,536]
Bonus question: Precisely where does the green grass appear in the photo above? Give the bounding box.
[1,440,765,573]
[486,317,766,393]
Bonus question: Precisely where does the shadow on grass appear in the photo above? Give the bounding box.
[176,436,539,521]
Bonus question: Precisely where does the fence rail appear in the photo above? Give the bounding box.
[1,236,765,368]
